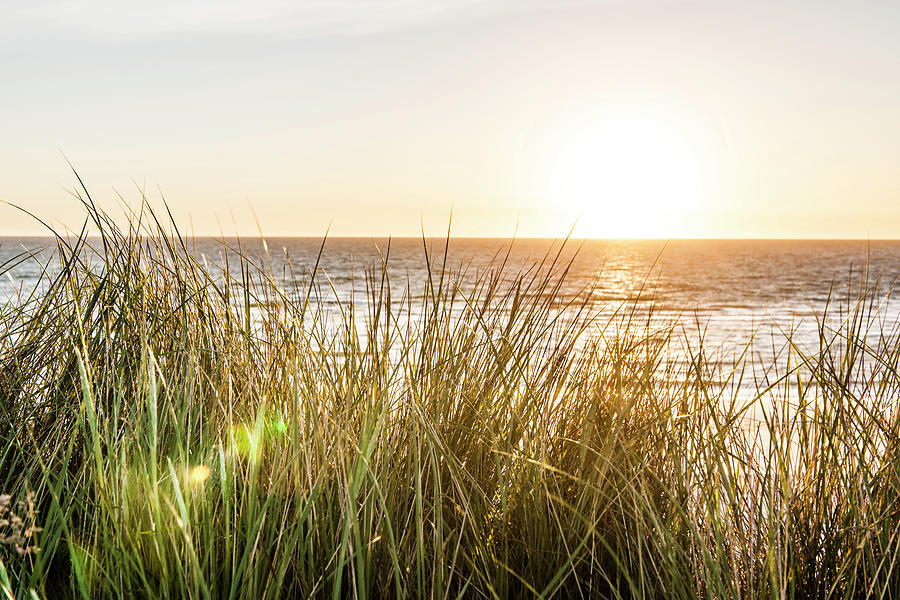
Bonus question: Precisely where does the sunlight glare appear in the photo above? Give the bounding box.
[542,101,716,238]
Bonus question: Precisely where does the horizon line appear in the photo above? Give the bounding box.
[2,234,900,242]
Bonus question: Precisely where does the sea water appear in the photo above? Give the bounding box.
[3,237,900,368]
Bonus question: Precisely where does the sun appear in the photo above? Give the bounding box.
[541,101,715,238]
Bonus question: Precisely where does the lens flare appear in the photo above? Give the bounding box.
[187,464,211,485]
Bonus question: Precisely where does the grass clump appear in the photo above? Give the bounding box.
[2,190,900,598]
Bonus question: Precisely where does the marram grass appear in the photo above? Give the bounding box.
[2,196,900,598]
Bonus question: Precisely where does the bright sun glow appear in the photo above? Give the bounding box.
[542,101,717,238]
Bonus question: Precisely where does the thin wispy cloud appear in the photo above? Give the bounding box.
[10,0,593,39]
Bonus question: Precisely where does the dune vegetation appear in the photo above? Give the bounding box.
[2,192,900,599]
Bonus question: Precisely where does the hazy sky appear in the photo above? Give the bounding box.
[2,0,899,237]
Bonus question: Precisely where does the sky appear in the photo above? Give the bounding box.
[1,0,899,238]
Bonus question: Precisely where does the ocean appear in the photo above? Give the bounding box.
[3,237,900,366]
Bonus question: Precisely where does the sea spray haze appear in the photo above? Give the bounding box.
[2,195,900,597]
